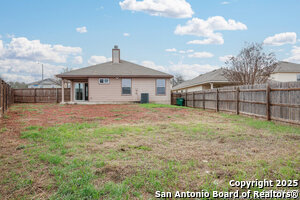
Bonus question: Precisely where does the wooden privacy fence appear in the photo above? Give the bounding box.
[0,79,14,117]
[14,88,70,103]
[171,82,300,125]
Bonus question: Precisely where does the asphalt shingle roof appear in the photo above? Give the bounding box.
[172,68,229,90]
[56,60,173,78]
[27,78,60,86]
[273,61,300,73]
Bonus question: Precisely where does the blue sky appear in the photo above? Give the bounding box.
[0,0,299,82]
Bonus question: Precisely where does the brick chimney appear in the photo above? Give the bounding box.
[112,45,120,63]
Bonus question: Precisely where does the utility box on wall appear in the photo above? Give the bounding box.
[140,93,149,104]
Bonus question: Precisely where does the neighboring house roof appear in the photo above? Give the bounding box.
[172,68,229,90]
[273,61,300,73]
[56,60,173,78]
[27,78,61,86]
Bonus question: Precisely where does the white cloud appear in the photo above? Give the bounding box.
[221,1,230,5]
[96,6,104,11]
[187,34,224,45]
[165,48,177,52]
[123,33,130,37]
[0,37,82,83]
[263,32,297,46]
[285,46,300,63]
[175,49,194,54]
[141,60,219,80]
[0,37,81,63]
[88,56,111,65]
[175,16,247,45]
[219,54,233,62]
[76,26,87,33]
[168,63,219,79]
[188,52,214,58]
[119,0,194,18]
[0,40,4,56]
[7,34,15,38]
[72,56,83,64]
[0,59,65,83]
[142,60,167,72]
[1,73,36,83]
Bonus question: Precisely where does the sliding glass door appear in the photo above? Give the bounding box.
[75,83,88,101]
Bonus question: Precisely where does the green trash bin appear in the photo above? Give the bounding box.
[176,98,185,106]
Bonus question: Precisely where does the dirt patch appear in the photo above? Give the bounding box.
[95,165,136,182]
[6,104,193,127]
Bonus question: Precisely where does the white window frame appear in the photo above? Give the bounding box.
[99,78,110,84]
[121,78,132,95]
[156,79,166,95]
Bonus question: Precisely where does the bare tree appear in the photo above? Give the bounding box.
[171,74,185,86]
[223,43,277,85]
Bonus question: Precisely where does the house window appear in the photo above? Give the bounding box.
[156,79,166,95]
[99,78,109,84]
[122,78,131,95]
[297,74,300,82]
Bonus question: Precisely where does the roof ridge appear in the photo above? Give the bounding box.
[56,59,173,78]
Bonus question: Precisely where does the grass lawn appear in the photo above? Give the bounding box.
[0,103,299,199]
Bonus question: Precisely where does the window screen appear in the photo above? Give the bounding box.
[156,79,166,95]
[297,74,300,82]
[122,79,131,95]
[99,78,109,84]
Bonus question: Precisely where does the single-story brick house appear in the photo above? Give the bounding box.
[56,46,173,104]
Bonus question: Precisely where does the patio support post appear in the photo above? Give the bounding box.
[216,89,219,112]
[62,79,65,103]
[70,81,73,102]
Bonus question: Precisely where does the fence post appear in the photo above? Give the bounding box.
[4,82,6,113]
[236,87,240,115]
[266,84,271,121]
[6,84,8,111]
[34,88,37,103]
[0,80,3,117]
[7,86,11,106]
[1,80,4,115]
[216,89,219,112]
[192,92,195,108]
[56,88,58,103]
[12,88,14,104]
[203,91,205,110]
[185,92,187,107]
[5,84,7,110]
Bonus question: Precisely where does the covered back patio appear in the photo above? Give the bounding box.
[61,78,88,104]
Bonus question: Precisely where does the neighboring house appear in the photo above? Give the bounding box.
[27,78,61,88]
[269,61,300,82]
[172,68,234,93]
[56,46,173,104]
